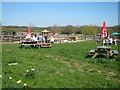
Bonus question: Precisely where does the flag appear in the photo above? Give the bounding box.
[102,21,107,38]
[54,32,58,37]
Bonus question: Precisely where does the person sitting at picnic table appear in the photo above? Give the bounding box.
[44,34,48,43]
[38,34,43,43]
[23,34,31,41]
[114,39,117,45]
[105,39,109,45]
[109,37,113,45]
[42,36,46,43]
[50,36,54,43]
[30,34,37,41]
[47,34,51,43]
[34,34,38,41]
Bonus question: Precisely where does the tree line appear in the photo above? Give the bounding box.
[2,25,120,36]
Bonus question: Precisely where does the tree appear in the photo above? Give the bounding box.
[74,26,82,34]
[60,25,75,34]
[81,25,98,36]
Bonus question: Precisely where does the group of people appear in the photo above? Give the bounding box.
[24,33,54,43]
[103,37,117,45]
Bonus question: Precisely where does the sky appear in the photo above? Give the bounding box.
[2,2,118,27]
[2,0,120,2]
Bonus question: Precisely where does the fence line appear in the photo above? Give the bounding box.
[0,34,88,43]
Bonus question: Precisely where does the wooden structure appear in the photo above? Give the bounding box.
[69,35,80,41]
[89,46,118,58]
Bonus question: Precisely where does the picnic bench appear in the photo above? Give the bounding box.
[37,43,51,48]
[89,46,118,58]
[112,50,119,55]
[89,49,96,54]
[20,41,51,48]
[20,41,38,48]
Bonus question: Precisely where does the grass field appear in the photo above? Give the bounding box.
[2,40,120,88]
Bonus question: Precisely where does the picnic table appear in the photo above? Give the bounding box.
[89,46,118,58]
[20,41,51,48]
[37,42,51,48]
[20,41,38,48]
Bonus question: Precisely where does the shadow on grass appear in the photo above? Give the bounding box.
[85,54,107,59]
[19,46,51,49]
[96,55,107,58]
[19,46,39,49]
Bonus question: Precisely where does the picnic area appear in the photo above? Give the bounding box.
[1,2,120,89]
[2,40,120,88]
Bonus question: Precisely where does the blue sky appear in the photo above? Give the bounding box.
[2,2,118,27]
[2,0,120,2]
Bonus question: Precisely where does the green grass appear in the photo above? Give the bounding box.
[2,40,120,88]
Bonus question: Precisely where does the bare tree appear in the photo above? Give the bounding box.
[28,23,35,28]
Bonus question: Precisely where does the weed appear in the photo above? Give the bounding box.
[25,68,35,79]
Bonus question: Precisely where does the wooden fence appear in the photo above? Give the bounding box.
[0,34,87,43]
[0,35,25,43]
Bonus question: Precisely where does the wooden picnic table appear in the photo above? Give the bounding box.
[20,41,38,48]
[89,46,118,58]
[20,41,51,48]
[97,46,111,50]
[37,42,51,48]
